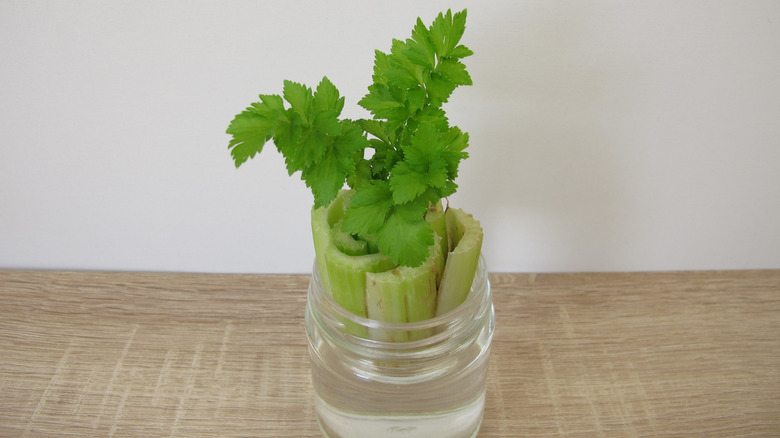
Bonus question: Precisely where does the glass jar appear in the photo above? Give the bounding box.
[305,256,495,438]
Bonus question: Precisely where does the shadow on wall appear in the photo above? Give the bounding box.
[458,3,632,272]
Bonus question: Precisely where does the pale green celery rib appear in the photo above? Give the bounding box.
[331,219,368,256]
[426,201,449,272]
[324,247,395,338]
[324,245,395,318]
[435,208,484,316]
[311,190,395,336]
[362,232,380,254]
[311,189,354,290]
[365,234,443,342]
[311,204,333,291]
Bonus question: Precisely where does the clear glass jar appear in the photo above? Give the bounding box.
[305,256,495,438]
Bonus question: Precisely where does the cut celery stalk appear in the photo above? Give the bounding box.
[364,270,408,342]
[324,246,394,337]
[324,244,395,318]
[435,208,483,316]
[426,201,449,273]
[311,203,334,291]
[311,190,354,287]
[362,233,380,254]
[365,234,443,341]
[311,190,394,336]
[331,219,368,256]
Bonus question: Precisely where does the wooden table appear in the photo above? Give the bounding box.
[1,269,779,437]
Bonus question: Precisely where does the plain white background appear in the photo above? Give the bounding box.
[1,1,779,273]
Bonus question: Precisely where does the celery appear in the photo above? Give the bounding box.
[312,192,394,337]
[426,202,449,270]
[312,193,483,341]
[312,190,394,317]
[228,10,475,269]
[365,234,443,341]
[324,247,394,338]
[228,10,486,340]
[323,244,395,318]
[331,220,369,256]
[436,208,483,316]
[310,190,353,291]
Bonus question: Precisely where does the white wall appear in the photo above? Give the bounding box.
[1,1,779,273]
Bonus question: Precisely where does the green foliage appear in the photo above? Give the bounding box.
[226,9,473,267]
[227,77,366,208]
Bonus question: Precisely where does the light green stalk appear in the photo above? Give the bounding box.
[426,202,449,269]
[311,190,353,290]
[331,219,368,256]
[311,191,394,336]
[436,208,484,316]
[364,234,443,341]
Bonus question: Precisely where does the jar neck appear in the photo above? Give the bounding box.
[307,255,492,356]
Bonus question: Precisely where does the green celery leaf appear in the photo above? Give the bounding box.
[332,122,367,173]
[415,185,446,208]
[430,9,469,58]
[227,114,272,167]
[299,129,329,169]
[342,181,394,235]
[404,18,435,69]
[389,161,428,204]
[372,50,392,86]
[406,86,427,113]
[425,73,457,106]
[226,94,285,167]
[435,58,472,86]
[449,9,469,52]
[397,195,431,220]
[406,122,441,163]
[302,121,367,207]
[416,106,449,131]
[405,123,449,189]
[389,38,409,62]
[274,110,304,175]
[358,84,407,121]
[359,119,389,142]
[439,180,458,198]
[368,139,398,180]
[386,46,424,89]
[313,76,344,115]
[448,44,474,59]
[442,125,469,152]
[313,110,342,136]
[385,64,422,90]
[347,159,372,190]
[254,94,286,113]
[283,80,313,121]
[429,10,452,57]
[441,127,469,179]
[409,121,442,154]
[430,9,452,57]
[425,158,448,189]
[302,148,343,208]
[376,204,433,267]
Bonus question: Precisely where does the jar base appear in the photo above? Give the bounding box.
[314,392,485,438]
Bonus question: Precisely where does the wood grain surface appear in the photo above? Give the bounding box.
[1,269,779,437]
